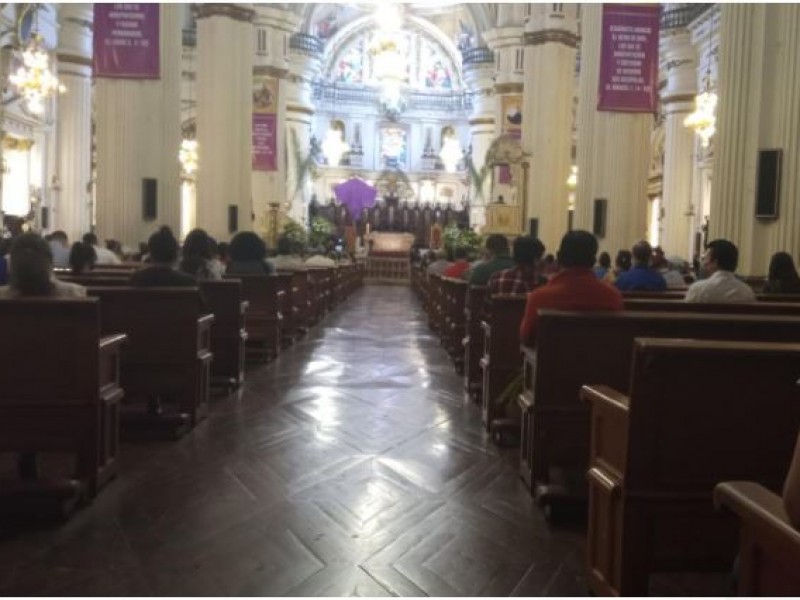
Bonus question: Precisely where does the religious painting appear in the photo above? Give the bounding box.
[501,94,523,139]
[420,40,454,90]
[335,39,364,84]
[252,76,278,114]
[252,75,278,171]
[380,126,408,170]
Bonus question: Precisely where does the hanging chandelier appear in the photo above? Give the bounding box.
[439,135,462,173]
[322,123,350,167]
[683,86,717,148]
[9,34,66,115]
[370,3,408,117]
[179,139,199,175]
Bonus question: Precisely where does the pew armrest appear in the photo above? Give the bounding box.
[520,343,536,362]
[99,333,128,352]
[198,313,215,327]
[715,482,800,548]
[98,333,127,390]
[197,313,215,352]
[240,300,249,315]
[580,384,629,412]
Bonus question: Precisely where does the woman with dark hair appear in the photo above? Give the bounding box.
[605,249,632,284]
[0,233,85,298]
[594,251,611,280]
[129,225,197,287]
[764,252,800,294]
[179,228,220,280]
[69,242,97,275]
[226,231,275,275]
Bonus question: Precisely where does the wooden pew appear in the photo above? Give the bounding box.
[427,273,443,334]
[581,338,800,596]
[199,280,248,390]
[0,298,126,511]
[273,272,295,347]
[441,277,468,370]
[88,287,213,434]
[519,310,800,507]
[714,481,800,596]
[463,285,487,401]
[306,268,330,324]
[281,270,311,336]
[479,294,527,432]
[225,274,284,361]
[624,297,800,316]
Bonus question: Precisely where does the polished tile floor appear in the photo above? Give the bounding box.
[0,285,727,596]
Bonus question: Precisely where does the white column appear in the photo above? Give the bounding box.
[522,4,578,251]
[285,37,321,226]
[659,28,697,260]
[95,4,182,247]
[574,4,651,255]
[55,4,93,242]
[195,4,254,242]
[463,49,495,229]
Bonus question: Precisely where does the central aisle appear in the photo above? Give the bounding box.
[0,284,587,596]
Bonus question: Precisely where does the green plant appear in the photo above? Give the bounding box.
[308,215,334,250]
[443,223,483,260]
[279,218,308,254]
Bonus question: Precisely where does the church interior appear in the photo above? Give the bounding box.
[1,2,800,596]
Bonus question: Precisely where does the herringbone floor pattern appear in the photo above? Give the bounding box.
[0,285,729,596]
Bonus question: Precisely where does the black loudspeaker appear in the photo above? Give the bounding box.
[528,218,538,239]
[40,206,49,230]
[755,149,782,219]
[142,178,157,221]
[228,205,238,233]
[593,198,607,238]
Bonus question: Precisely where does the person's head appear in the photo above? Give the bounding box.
[69,242,96,274]
[453,247,468,261]
[82,232,98,246]
[614,249,632,271]
[631,240,653,267]
[147,225,180,264]
[557,230,598,268]
[276,235,293,256]
[229,231,267,262]
[217,242,230,263]
[702,239,739,275]
[597,251,611,269]
[512,236,545,267]
[182,228,213,260]
[8,233,55,295]
[768,252,800,283]
[651,246,667,269]
[485,234,509,259]
[50,230,68,248]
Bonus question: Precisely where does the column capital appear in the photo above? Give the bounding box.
[523,30,579,48]
[193,4,255,23]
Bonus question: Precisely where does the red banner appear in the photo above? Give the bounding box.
[252,113,277,171]
[93,4,160,79]
[597,4,660,113]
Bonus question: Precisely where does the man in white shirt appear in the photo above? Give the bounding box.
[83,232,121,265]
[47,230,71,267]
[684,239,756,303]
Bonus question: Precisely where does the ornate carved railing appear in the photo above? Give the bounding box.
[461,47,495,65]
[661,4,714,30]
[290,33,324,56]
[182,28,196,47]
[313,83,472,113]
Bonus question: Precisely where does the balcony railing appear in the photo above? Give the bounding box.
[313,83,472,113]
[461,46,494,65]
[182,28,196,47]
[289,33,323,56]
[661,4,714,29]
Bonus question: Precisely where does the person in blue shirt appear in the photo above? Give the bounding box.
[614,240,667,292]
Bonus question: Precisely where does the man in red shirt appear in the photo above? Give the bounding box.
[443,247,470,279]
[520,230,623,345]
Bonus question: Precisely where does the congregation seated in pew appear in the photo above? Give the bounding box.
[467,234,515,285]
[268,234,307,271]
[764,251,800,295]
[0,232,85,299]
[226,231,275,275]
[179,228,223,280]
[685,238,756,303]
[486,235,546,296]
[613,240,667,292]
[129,226,197,288]
[69,241,96,275]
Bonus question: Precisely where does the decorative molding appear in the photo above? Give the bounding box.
[660,93,697,106]
[286,104,314,116]
[664,58,693,72]
[64,16,93,31]
[192,4,255,23]
[253,65,288,79]
[57,53,93,67]
[4,136,35,151]
[523,30,579,48]
[468,117,495,126]
[494,82,524,95]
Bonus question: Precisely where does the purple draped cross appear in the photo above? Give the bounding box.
[334,178,378,220]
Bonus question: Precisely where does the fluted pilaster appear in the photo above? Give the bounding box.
[574,4,651,255]
[463,56,495,213]
[55,4,93,241]
[522,4,578,251]
[195,3,254,241]
[95,4,182,246]
[708,5,763,272]
[659,29,697,260]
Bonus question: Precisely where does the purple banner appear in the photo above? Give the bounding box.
[252,113,277,171]
[597,4,659,113]
[333,178,378,219]
[93,4,160,79]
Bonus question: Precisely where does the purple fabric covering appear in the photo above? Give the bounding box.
[334,178,378,220]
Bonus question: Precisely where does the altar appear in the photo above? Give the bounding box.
[365,232,414,283]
